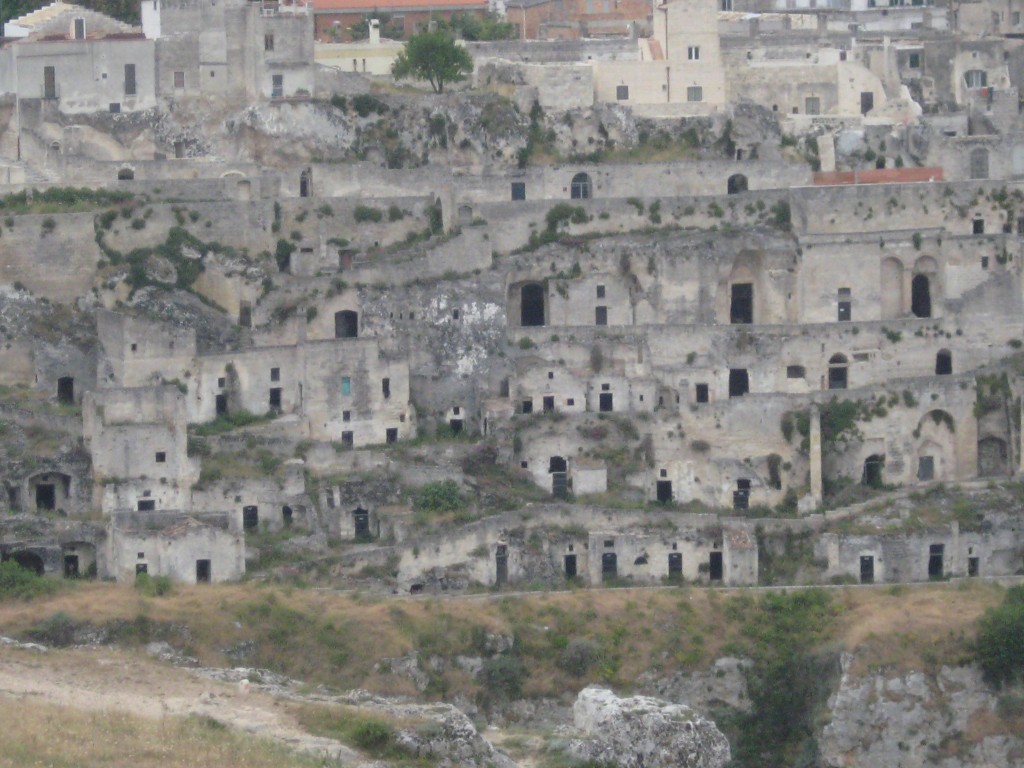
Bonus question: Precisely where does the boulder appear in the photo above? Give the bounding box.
[569,686,730,768]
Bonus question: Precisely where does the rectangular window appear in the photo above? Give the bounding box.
[695,383,709,403]
[44,66,56,99]
[124,64,136,96]
[596,285,605,298]
[269,388,282,410]
[155,452,166,463]
[386,427,398,444]
[595,306,608,326]
[74,18,85,39]
[721,0,732,8]
[786,365,805,379]
[838,301,852,321]
[264,34,274,51]
[687,46,700,61]
[687,86,703,102]
[341,431,353,448]
[522,398,533,414]
[343,410,351,422]
[917,456,934,481]
[341,377,351,396]
[382,378,391,399]
[908,52,921,69]
[270,367,280,382]
[805,96,820,115]
[271,74,283,99]
[1015,12,1021,25]
[616,85,629,101]
[174,71,185,89]
[511,182,526,201]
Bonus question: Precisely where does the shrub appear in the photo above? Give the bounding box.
[557,638,602,677]
[0,560,60,601]
[387,205,405,222]
[134,572,173,597]
[480,655,527,700]
[351,718,395,751]
[973,585,1024,688]
[41,217,56,235]
[25,611,79,645]
[354,205,383,223]
[414,480,465,513]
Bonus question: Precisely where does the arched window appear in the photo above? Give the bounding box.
[828,354,848,390]
[727,174,748,195]
[862,454,885,487]
[334,310,358,338]
[299,168,312,198]
[570,173,592,200]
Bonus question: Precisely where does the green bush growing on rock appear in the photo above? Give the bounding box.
[974,585,1024,688]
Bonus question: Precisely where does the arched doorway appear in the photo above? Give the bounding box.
[911,274,931,318]
[117,167,134,181]
[862,454,885,487]
[570,173,592,200]
[520,283,545,327]
[828,354,848,390]
[10,551,44,575]
[727,174,748,194]
[334,310,358,338]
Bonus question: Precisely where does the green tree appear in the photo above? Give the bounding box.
[391,31,472,93]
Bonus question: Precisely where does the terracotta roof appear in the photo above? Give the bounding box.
[813,167,944,186]
[312,0,487,11]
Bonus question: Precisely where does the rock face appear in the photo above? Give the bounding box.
[569,686,731,768]
[820,653,1024,768]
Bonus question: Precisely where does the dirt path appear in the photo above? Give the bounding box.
[0,644,362,764]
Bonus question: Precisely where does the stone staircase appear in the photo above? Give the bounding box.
[0,156,58,186]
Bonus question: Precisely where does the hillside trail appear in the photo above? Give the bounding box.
[0,643,363,764]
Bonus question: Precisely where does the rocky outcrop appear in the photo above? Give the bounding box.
[820,653,1024,768]
[568,686,731,768]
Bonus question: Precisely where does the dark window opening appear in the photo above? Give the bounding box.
[215,393,228,416]
[511,182,526,201]
[341,431,353,448]
[727,174,748,195]
[57,376,74,404]
[695,383,709,403]
[599,392,614,412]
[786,365,805,379]
[520,283,545,327]
[828,354,848,390]
[860,91,874,115]
[137,499,156,511]
[936,350,952,375]
[656,480,673,503]
[196,559,211,583]
[269,387,282,411]
[860,555,874,584]
[668,552,683,580]
[64,555,79,579]
[543,395,555,412]
[382,378,391,399]
[709,552,723,581]
[155,451,166,463]
[124,64,136,96]
[595,306,608,326]
[968,556,979,577]
[928,543,944,579]
[616,84,629,100]
[299,169,312,198]
[918,456,934,481]
[117,168,134,181]
[728,369,749,398]
[136,563,148,575]
[74,18,85,39]
[911,274,932,318]
[334,310,358,339]
[495,544,508,585]
[838,301,852,322]
[35,484,55,511]
[733,478,750,510]
[44,66,56,99]
[239,303,252,330]
[973,218,985,234]
[730,283,753,324]
[243,505,259,529]
[282,505,293,527]
[386,427,398,444]
[521,399,533,414]
[449,419,463,433]
[353,507,370,539]
[601,552,618,580]
[862,454,885,488]
[564,554,577,577]
[271,367,280,382]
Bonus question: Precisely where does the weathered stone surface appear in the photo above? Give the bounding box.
[638,656,752,713]
[820,653,1024,768]
[568,686,731,768]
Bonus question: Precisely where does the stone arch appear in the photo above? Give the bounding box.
[916,411,956,481]
[9,550,44,575]
[721,250,765,325]
[517,282,546,327]
[978,435,1009,477]
[334,310,358,339]
[727,173,748,194]
[117,167,134,181]
[570,172,592,200]
[936,349,952,375]
[880,257,904,319]
[969,148,989,180]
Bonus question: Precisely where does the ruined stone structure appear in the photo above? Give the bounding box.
[0,0,1023,591]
